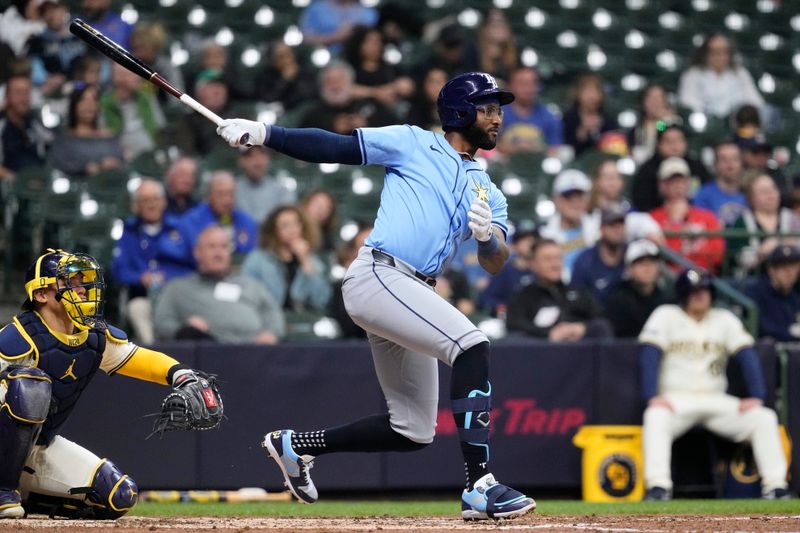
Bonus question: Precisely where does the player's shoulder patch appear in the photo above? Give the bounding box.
[104,324,129,344]
[0,321,35,360]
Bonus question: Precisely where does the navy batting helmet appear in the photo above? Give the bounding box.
[674,268,715,304]
[437,72,514,130]
[24,248,106,330]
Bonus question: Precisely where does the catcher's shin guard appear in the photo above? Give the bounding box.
[0,367,51,491]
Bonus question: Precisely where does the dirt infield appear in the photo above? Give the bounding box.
[4,514,800,532]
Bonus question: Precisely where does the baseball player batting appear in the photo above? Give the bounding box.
[217,72,535,520]
[0,250,223,519]
[638,268,789,500]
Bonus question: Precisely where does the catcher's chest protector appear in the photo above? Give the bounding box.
[16,311,105,445]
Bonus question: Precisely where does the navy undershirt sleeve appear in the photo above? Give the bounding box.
[639,344,662,402]
[733,347,767,401]
[265,126,363,165]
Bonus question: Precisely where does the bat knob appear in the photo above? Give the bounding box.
[240,133,251,147]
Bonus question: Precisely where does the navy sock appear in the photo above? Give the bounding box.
[291,414,426,456]
[451,341,491,490]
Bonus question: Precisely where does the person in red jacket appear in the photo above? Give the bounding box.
[650,157,725,272]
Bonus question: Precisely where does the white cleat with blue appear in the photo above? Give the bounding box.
[461,473,536,521]
[262,429,318,504]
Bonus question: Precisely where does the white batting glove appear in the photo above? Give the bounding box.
[216,118,267,148]
[468,199,493,242]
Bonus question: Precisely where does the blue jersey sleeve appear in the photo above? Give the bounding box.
[356,125,417,168]
[488,180,509,239]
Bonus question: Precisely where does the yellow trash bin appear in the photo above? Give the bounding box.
[573,425,644,502]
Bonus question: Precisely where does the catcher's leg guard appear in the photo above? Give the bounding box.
[0,367,51,491]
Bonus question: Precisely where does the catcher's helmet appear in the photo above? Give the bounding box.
[674,267,715,305]
[437,72,514,130]
[24,249,106,330]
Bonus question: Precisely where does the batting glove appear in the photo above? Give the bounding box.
[216,118,267,147]
[468,199,493,242]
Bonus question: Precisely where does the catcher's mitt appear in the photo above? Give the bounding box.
[149,370,223,438]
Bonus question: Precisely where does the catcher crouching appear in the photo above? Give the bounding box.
[0,249,223,519]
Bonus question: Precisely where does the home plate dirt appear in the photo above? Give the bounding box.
[4,514,800,532]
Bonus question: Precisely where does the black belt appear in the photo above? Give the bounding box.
[371,249,436,287]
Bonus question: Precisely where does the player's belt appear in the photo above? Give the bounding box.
[371,249,436,287]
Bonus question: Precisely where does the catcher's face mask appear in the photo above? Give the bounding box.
[25,250,106,330]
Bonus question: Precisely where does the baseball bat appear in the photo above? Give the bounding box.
[69,18,249,145]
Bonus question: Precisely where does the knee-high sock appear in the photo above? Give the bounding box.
[451,341,491,490]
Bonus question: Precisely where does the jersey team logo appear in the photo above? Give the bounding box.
[598,453,637,497]
[472,179,489,202]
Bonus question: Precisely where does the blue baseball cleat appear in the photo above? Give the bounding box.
[461,473,536,520]
[262,430,318,504]
[0,490,24,519]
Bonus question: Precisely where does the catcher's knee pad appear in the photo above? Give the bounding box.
[1,366,52,425]
[79,460,138,519]
[452,382,492,459]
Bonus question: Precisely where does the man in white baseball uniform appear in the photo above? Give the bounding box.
[638,268,790,500]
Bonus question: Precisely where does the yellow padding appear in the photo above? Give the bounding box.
[116,347,179,385]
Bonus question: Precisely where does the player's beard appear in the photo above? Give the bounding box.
[463,122,496,151]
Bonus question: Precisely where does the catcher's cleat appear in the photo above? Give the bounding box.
[263,430,318,504]
[461,473,536,521]
[0,490,24,519]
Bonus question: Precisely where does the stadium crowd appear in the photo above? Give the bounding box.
[2,0,800,345]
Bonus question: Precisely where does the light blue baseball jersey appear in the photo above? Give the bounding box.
[355,125,508,277]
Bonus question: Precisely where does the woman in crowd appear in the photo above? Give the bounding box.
[588,158,629,213]
[242,205,332,312]
[627,84,678,163]
[344,25,414,108]
[301,189,339,256]
[563,73,619,157]
[476,8,518,83]
[50,84,124,177]
[254,40,318,112]
[406,66,447,131]
[727,171,800,276]
[678,32,764,119]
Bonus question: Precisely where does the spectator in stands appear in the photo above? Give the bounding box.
[738,132,790,203]
[254,40,317,112]
[406,66,447,131]
[300,0,378,56]
[745,245,800,342]
[300,60,395,134]
[345,26,414,109]
[496,66,563,155]
[0,42,15,87]
[480,220,537,316]
[563,73,619,157]
[186,42,247,102]
[25,0,85,96]
[693,142,747,226]
[70,54,103,89]
[539,169,599,280]
[649,157,725,273]
[130,21,184,106]
[173,73,230,156]
[154,225,285,343]
[588,158,629,213]
[727,171,800,276]
[506,239,612,341]
[164,157,199,216]
[301,189,339,255]
[242,205,331,312]
[678,33,764,119]
[627,84,678,164]
[79,0,132,48]
[330,222,372,338]
[101,62,165,160]
[0,0,44,56]
[50,84,124,177]
[606,239,670,338]
[111,179,193,345]
[571,206,627,306]
[476,8,518,83]
[0,73,52,182]
[631,122,712,212]
[235,145,295,225]
[418,22,478,78]
[180,170,258,260]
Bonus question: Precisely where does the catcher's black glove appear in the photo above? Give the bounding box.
[149,370,223,438]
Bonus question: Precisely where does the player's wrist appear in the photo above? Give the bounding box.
[477,230,499,256]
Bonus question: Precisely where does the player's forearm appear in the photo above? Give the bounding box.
[733,347,767,401]
[116,346,181,385]
[639,344,662,401]
[477,231,509,275]
[265,126,363,165]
